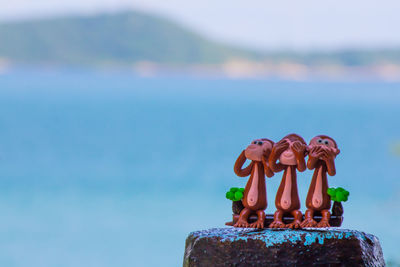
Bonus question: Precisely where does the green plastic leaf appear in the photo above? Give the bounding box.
[343,190,349,197]
[336,191,345,202]
[230,187,239,193]
[238,188,245,193]
[234,192,243,201]
[226,191,234,200]
[327,188,336,197]
[336,187,345,192]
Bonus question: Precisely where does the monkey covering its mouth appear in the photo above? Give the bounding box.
[301,135,340,228]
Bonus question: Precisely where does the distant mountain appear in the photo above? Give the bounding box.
[1,11,400,71]
[0,11,256,66]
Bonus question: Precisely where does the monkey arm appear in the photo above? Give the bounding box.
[307,156,319,170]
[234,150,253,177]
[269,140,288,172]
[268,150,284,172]
[326,158,336,176]
[296,155,306,172]
[262,158,274,177]
[265,167,274,177]
[262,151,274,177]
[321,149,337,176]
[292,142,306,172]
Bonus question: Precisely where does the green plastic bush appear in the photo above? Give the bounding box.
[226,187,245,201]
[327,187,350,202]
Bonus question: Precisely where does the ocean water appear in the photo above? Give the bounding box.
[0,70,399,266]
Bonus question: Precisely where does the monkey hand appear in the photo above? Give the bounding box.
[291,141,306,157]
[309,146,323,158]
[320,148,336,162]
[309,145,321,154]
[262,149,272,162]
[273,139,289,155]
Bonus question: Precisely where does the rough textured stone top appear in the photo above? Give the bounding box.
[183,227,384,267]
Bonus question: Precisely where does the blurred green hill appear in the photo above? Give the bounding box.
[0,11,256,66]
[1,11,400,69]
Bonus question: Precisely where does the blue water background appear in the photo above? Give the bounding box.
[0,70,399,266]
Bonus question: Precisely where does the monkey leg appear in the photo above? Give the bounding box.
[300,209,318,228]
[316,209,331,228]
[234,207,251,228]
[269,209,286,228]
[249,210,266,229]
[286,209,302,229]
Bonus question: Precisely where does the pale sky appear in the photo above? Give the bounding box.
[0,0,399,51]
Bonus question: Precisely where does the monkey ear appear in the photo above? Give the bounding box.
[335,149,341,155]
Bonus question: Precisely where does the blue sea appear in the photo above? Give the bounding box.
[0,70,399,266]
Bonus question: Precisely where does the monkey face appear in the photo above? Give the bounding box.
[244,139,273,162]
[309,136,335,148]
[308,135,340,159]
[279,138,298,165]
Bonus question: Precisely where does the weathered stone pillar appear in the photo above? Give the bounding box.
[183,228,384,266]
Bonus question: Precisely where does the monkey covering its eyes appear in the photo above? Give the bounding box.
[268,133,307,229]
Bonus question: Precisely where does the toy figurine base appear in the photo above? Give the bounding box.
[183,228,384,267]
[225,213,343,227]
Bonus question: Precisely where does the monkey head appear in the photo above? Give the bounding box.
[244,138,274,162]
[277,134,307,166]
[308,135,340,159]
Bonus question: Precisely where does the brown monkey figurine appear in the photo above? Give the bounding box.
[268,134,307,229]
[233,138,274,229]
[300,135,340,228]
